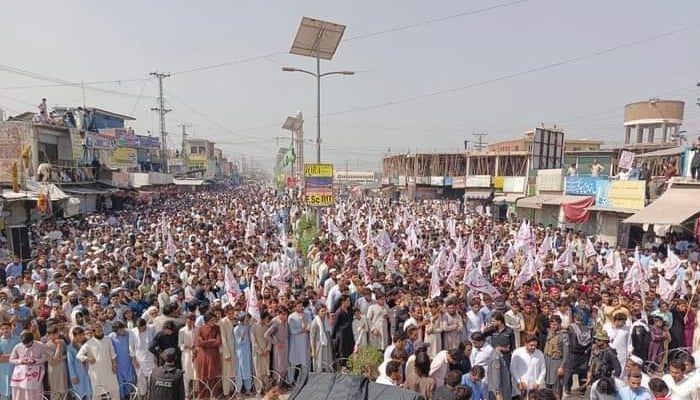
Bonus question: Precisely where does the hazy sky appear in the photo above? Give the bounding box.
[1,1,699,172]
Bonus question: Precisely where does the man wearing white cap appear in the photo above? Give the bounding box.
[625,355,651,389]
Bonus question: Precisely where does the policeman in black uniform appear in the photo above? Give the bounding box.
[148,348,185,400]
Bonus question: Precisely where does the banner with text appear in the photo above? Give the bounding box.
[304,163,334,207]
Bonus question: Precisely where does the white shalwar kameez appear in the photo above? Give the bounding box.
[77,337,119,400]
[178,325,195,395]
[130,326,156,396]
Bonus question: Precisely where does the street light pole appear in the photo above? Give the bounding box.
[287,16,348,231]
[316,51,321,164]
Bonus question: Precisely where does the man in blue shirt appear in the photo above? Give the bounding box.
[617,372,652,400]
[4,256,22,279]
[8,297,31,337]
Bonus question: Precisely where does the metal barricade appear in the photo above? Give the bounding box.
[119,383,139,400]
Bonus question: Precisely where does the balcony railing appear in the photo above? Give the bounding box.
[36,164,97,184]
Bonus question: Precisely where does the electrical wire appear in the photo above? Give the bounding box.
[164,89,280,139]
[0,93,37,108]
[344,0,533,42]
[0,63,155,100]
[323,23,700,118]
[0,78,149,90]
[171,0,535,76]
[129,80,150,116]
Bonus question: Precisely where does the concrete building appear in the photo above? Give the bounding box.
[488,129,603,153]
[623,99,684,147]
[335,170,377,185]
[185,138,216,178]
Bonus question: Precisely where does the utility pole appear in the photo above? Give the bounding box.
[345,159,350,186]
[472,132,488,152]
[463,140,471,151]
[178,123,190,174]
[150,71,171,173]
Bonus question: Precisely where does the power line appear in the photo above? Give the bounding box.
[171,0,535,76]
[323,23,700,118]
[344,0,533,42]
[129,80,150,116]
[0,78,150,90]
[164,89,280,139]
[0,63,155,100]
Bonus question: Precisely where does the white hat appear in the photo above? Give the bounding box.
[628,355,643,366]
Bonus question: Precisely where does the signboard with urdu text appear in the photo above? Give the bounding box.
[606,180,645,210]
[618,151,635,170]
[304,163,334,207]
[430,176,444,186]
[110,147,137,166]
[451,176,466,188]
[502,177,526,193]
[565,176,600,196]
[535,169,563,192]
[465,175,491,188]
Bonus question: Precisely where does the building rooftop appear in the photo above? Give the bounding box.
[53,106,135,121]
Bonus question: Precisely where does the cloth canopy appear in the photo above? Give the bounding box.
[624,187,700,225]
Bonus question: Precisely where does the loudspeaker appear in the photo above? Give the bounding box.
[8,225,30,261]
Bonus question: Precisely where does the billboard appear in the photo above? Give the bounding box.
[0,122,33,183]
[531,128,564,170]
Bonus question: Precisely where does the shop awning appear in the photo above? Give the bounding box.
[61,184,116,195]
[0,190,38,201]
[516,195,556,209]
[542,195,592,206]
[586,205,637,214]
[624,187,700,225]
[636,146,684,158]
[464,190,493,200]
[173,179,206,186]
[493,194,524,204]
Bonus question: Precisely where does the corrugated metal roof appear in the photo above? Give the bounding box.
[636,146,684,158]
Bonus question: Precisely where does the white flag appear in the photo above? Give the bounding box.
[538,234,552,256]
[480,243,493,269]
[664,249,682,280]
[328,219,345,244]
[514,220,530,251]
[515,254,536,289]
[246,279,261,322]
[224,266,241,305]
[465,268,501,298]
[657,277,675,303]
[429,263,441,299]
[553,245,573,272]
[359,249,372,285]
[584,237,597,258]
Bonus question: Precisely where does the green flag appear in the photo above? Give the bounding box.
[283,144,296,167]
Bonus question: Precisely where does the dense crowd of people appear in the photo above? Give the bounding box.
[0,183,699,400]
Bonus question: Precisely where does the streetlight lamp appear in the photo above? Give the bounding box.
[284,17,352,164]
[282,113,305,184]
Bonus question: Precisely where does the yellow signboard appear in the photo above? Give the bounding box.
[493,176,504,190]
[607,180,646,210]
[305,193,335,206]
[304,163,334,177]
[110,147,137,165]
